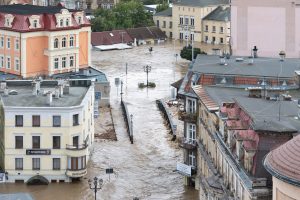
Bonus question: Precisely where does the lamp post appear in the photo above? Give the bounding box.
[130,114,133,144]
[120,80,123,102]
[143,65,152,87]
[88,177,103,200]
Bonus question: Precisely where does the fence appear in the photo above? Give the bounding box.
[121,100,133,144]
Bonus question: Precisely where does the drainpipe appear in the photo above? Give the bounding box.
[19,32,21,78]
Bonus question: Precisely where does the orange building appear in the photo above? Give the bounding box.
[0,4,91,78]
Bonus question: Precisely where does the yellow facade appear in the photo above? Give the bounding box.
[153,15,173,39]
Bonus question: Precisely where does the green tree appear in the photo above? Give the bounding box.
[180,46,206,61]
[156,1,169,12]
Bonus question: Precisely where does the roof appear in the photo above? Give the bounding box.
[171,78,183,89]
[192,54,300,78]
[126,26,167,40]
[192,85,219,111]
[203,6,230,21]
[154,7,172,17]
[91,30,133,46]
[1,80,91,107]
[173,0,229,7]
[0,193,34,200]
[264,134,300,186]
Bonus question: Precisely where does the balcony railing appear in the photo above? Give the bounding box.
[66,167,87,178]
[66,143,88,150]
[178,110,197,123]
[179,138,197,150]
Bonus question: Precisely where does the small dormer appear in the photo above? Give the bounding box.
[29,15,41,29]
[55,9,72,28]
[5,14,14,28]
[74,12,84,25]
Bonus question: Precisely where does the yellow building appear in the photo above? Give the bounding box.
[0,79,95,183]
[153,7,173,39]
[202,6,230,49]
[172,0,228,44]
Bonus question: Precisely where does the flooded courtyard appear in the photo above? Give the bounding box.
[0,41,200,199]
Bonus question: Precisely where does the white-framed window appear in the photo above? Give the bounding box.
[179,32,184,40]
[212,26,216,33]
[220,26,224,33]
[7,37,10,49]
[66,18,69,26]
[54,57,59,69]
[190,17,194,26]
[205,25,208,32]
[188,151,196,168]
[69,36,74,47]
[15,39,19,50]
[179,16,183,25]
[54,38,59,48]
[78,17,82,24]
[6,56,11,69]
[69,56,74,67]
[184,16,189,25]
[187,123,196,142]
[220,37,224,44]
[0,55,4,68]
[62,57,66,68]
[190,33,194,41]
[14,58,19,71]
[33,20,38,28]
[62,37,66,48]
[0,36,3,48]
[187,98,196,113]
[60,19,63,27]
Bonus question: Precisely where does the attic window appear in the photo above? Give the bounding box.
[78,17,82,24]
[60,19,63,27]
[33,20,38,28]
[28,15,41,29]
[4,14,14,28]
[66,18,69,26]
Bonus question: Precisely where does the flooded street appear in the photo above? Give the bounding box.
[0,41,199,199]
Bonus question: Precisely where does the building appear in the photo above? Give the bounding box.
[202,6,230,48]
[153,7,173,39]
[231,0,300,58]
[264,134,300,200]
[0,4,91,78]
[0,79,95,183]
[176,54,300,199]
[172,0,228,44]
[126,26,167,45]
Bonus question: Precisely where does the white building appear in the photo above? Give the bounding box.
[0,79,95,183]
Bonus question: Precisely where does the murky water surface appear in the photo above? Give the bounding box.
[0,41,199,200]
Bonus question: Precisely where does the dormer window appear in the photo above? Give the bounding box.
[28,15,41,29]
[78,17,81,24]
[60,19,63,27]
[74,12,84,25]
[33,20,38,28]
[4,14,14,28]
[55,9,72,28]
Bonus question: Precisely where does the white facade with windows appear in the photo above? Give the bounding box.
[0,79,95,183]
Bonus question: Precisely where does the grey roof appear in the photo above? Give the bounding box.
[173,0,229,7]
[203,6,230,21]
[204,86,300,133]
[154,7,172,17]
[1,80,89,107]
[193,55,300,78]
[0,193,34,200]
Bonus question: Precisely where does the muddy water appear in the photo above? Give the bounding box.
[0,41,199,200]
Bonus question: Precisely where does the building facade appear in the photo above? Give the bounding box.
[231,0,300,58]
[153,7,173,39]
[0,4,91,78]
[0,79,95,183]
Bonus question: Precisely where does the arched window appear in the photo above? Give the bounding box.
[62,37,66,48]
[60,19,63,27]
[66,18,69,26]
[78,17,81,24]
[69,36,74,47]
[54,38,59,48]
[33,20,38,28]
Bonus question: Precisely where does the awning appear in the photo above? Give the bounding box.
[26,175,49,185]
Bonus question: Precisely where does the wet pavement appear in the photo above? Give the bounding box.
[0,41,199,200]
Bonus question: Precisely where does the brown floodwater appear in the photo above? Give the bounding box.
[0,41,199,200]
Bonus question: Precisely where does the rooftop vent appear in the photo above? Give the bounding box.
[235,57,244,62]
[219,56,227,65]
[248,56,254,65]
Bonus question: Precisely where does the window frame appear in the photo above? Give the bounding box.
[14,57,19,71]
[15,158,23,170]
[6,56,11,69]
[69,56,74,67]
[54,57,59,69]
[73,114,79,126]
[32,158,40,170]
[62,57,66,68]
[32,115,40,127]
[32,136,40,149]
[54,38,59,48]
[69,36,74,47]
[52,136,61,149]
[62,37,66,48]
[15,136,23,149]
[53,115,61,127]
[53,158,61,170]
[6,37,10,49]
[15,115,23,127]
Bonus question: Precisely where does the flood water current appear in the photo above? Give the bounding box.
[0,41,199,200]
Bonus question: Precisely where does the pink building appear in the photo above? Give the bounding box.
[231,0,300,58]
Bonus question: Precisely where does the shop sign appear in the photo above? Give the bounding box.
[26,149,51,155]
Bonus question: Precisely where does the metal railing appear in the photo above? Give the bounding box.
[121,100,133,144]
[66,144,88,150]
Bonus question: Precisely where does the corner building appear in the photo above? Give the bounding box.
[0,4,91,78]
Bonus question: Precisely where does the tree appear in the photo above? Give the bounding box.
[180,46,206,61]
[156,1,169,13]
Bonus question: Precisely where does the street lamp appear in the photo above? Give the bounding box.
[88,177,104,200]
[120,80,124,102]
[143,65,152,87]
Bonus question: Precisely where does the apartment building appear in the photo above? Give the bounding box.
[172,0,228,43]
[202,6,230,46]
[153,7,173,39]
[231,0,300,58]
[0,4,91,78]
[0,79,95,183]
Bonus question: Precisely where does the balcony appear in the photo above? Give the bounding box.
[176,162,197,177]
[178,110,197,123]
[179,138,197,150]
[65,144,88,157]
[66,168,87,178]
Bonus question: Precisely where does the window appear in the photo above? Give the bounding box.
[15,115,23,127]
[32,158,40,170]
[220,37,224,44]
[6,57,10,69]
[15,136,23,149]
[60,19,63,27]
[69,36,74,47]
[67,156,86,170]
[190,33,194,41]
[62,37,66,48]
[205,36,208,42]
[54,58,59,69]
[220,26,224,33]
[205,25,208,32]
[169,32,172,38]
[70,56,74,67]
[15,158,23,170]
[73,114,79,126]
[53,158,60,170]
[53,115,61,127]
[179,16,183,25]
[15,58,19,71]
[212,26,216,33]
[78,17,82,24]
[33,20,38,28]
[15,39,19,50]
[53,136,60,149]
[187,99,196,113]
[212,36,216,43]
[187,123,196,142]
[32,136,40,149]
[184,16,189,25]
[62,57,66,68]
[188,151,196,168]
[73,136,79,147]
[0,56,3,68]
[7,37,10,49]
[190,17,194,26]
[169,21,172,28]
[32,115,40,127]
[54,38,59,48]
[179,32,184,40]
[0,36,3,48]
[66,18,69,26]
[156,20,159,27]
[163,21,166,28]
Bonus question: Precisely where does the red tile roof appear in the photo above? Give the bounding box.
[192,85,219,111]
[264,134,300,186]
[91,30,133,46]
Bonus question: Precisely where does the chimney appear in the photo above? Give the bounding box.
[32,81,38,96]
[219,56,226,65]
[253,46,258,58]
[4,87,8,96]
[47,92,52,106]
[63,83,70,95]
[248,56,254,65]
[59,84,63,97]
